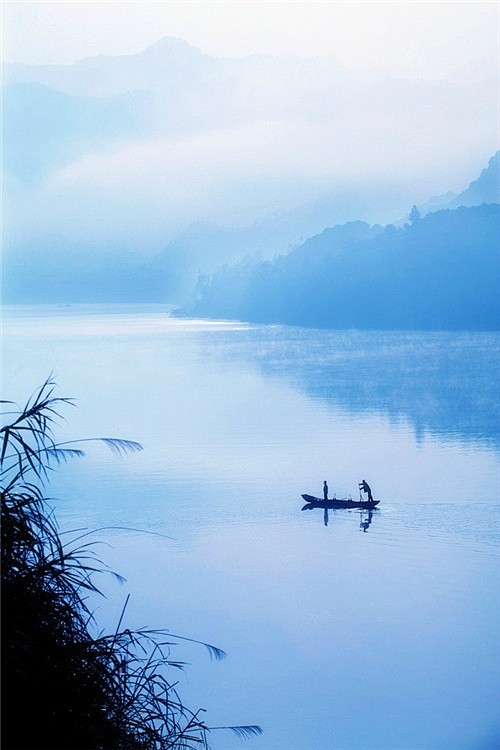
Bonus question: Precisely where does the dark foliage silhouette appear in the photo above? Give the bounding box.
[1,377,262,750]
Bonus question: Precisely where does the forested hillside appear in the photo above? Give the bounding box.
[182,204,500,330]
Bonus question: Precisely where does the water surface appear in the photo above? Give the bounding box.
[2,304,499,750]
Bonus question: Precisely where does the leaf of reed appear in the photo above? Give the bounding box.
[100,438,144,456]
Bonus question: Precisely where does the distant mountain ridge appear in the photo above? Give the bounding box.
[170,150,500,291]
[1,36,213,97]
[179,203,500,330]
[447,150,500,207]
[2,35,496,192]
[419,151,499,213]
[2,37,498,319]
[3,151,499,316]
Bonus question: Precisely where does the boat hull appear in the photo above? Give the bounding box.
[301,494,380,509]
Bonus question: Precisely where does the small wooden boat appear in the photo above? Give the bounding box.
[301,494,380,509]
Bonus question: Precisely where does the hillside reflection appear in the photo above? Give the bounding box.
[202,327,500,449]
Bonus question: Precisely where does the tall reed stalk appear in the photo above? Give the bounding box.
[1,377,262,750]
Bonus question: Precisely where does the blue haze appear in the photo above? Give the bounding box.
[3,156,500,330]
[2,38,499,311]
[2,82,148,184]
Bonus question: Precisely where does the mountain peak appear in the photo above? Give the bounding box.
[140,36,206,59]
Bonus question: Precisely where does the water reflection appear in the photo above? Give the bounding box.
[359,509,373,532]
[302,503,378,531]
[4,307,499,449]
[196,326,500,449]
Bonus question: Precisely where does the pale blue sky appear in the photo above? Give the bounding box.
[2,1,499,80]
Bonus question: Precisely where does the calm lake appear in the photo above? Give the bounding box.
[2,303,499,750]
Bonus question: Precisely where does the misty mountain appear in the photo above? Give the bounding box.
[3,151,499,309]
[2,35,498,256]
[447,150,500,207]
[149,179,429,299]
[179,203,500,330]
[419,150,499,214]
[2,82,148,182]
[2,38,498,316]
[137,150,500,301]
[2,37,216,98]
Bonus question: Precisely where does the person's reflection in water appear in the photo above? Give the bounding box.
[359,509,373,532]
[324,507,329,526]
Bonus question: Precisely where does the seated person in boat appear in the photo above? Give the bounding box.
[359,479,373,502]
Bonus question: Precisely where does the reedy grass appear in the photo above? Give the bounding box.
[1,377,262,750]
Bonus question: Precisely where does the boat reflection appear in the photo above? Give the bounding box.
[301,503,377,531]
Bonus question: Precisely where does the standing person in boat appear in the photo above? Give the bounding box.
[323,480,329,501]
[359,479,373,502]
